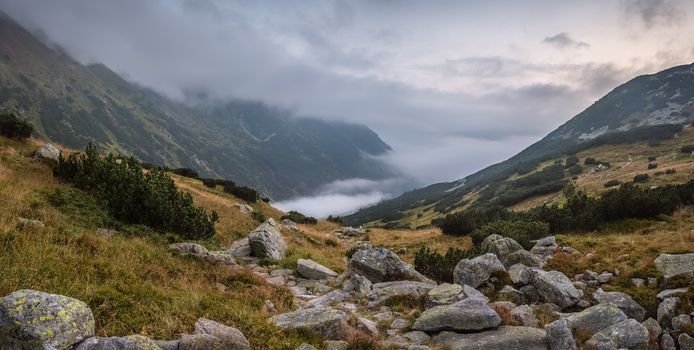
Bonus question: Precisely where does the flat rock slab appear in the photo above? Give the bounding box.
[367,281,435,308]
[654,253,694,279]
[268,307,347,339]
[297,259,338,280]
[413,298,500,332]
[432,327,548,350]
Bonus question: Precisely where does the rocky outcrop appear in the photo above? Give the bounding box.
[565,303,627,334]
[366,281,435,308]
[424,283,487,308]
[481,234,524,261]
[297,259,338,280]
[349,248,433,284]
[531,270,582,309]
[593,288,646,321]
[503,250,543,268]
[453,253,506,288]
[654,253,694,280]
[0,290,95,350]
[248,219,287,260]
[268,307,348,339]
[34,143,61,161]
[585,318,649,350]
[432,327,548,350]
[529,236,558,261]
[170,243,237,266]
[412,298,501,333]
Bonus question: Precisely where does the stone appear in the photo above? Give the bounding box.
[583,332,616,350]
[341,274,372,295]
[349,248,434,284]
[193,318,250,350]
[234,203,254,215]
[34,143,61,161]
[338,226,366,237]
[660,333,676,350]
[297,259,338,280]
[296,344,317,350]
[509,264,535,286]
[657,297,679,329]
[510,305,539,327]
[170,243,237,266]
[268,307,347,339]
[0,290,95,350]
[503,250,543,268]
[453,253,506,288]
[496,285,525,305]
[481,234,524,261]
[679,333,694,350]
[367,281,435,308]
[531,270,583,309]
[530,236,558,260]
[424,283,466,308]
[641,318,661,345]
[593,288,646,321]
[565,303,627,334]
[403,331,430,345]
[263,300,277,313]
[95,228,118,238]
[520,285,540,304]
[303,290,350,309]
[597,272,613,284]
[587,318,649,350]
[654,253,694,280]
[324,340,349,350]
[227,237,251,258]
[672,314,692,332]
[432,327,548,350]
[16,217,45,230]
[248,219,287,260]
[390,318,410,330]
[412,298,501,333]
[656,288,688,301]
[281,219,298,231]
[545,319,576,350]
[75,335,161,350]
[356,317,379,337]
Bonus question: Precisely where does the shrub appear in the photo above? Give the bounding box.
[171,167,199,179]
[603,179,622,188]
[648,163,658,170]
[682,145,694,154]
[327,215,343,224]
[436,206,511,236]
[569,164,583,175]
[201,178,219,188]
[414,247,479,283]
[633,174,650,183]
[251,211,267,223]
[324,239,338,247]
[565,155,579,168]
[223,182,259,202]
[666,169,677,175]
[584,157,596,165]
[648,156,657,162]
[470,220,549,249]
[281,211,317,224]
[0,112,33,140]
[53,144,218,239]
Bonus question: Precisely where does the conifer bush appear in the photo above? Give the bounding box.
[0,112,33,140]
[414,247,479,283]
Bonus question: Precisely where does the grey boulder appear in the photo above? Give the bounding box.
[297,259,338,280]
[34,143,61,161]
[432,326,548,350]
[586,318,649,350]
[349,248,434,284]
[412,298,501,333]
[565,303,627,334]
[593,288,646,321]
[268,307,347,339]
[367,281,435,308]
[545,319,576,350]
[170,243,236,266]
[453,253,506,288]
[74,335,160,350]
[503,250,543,268]
[424,283,486,308]
[531,270,583,309]
[654,253,694,280]
[481,234,524,261]
[248,219,287,260]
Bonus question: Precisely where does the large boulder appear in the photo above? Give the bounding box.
[593,288,646,321]
[654,253,694,280]
[503,250,543,268]
[34,143,61,161]
[531,270,583,309]
[657,297,679,329]
[530,236,558,261]
[0,290,95,350]
[545,319,576,350]
[366,281,435,308]
[227,238,251,258]
[481,234,524,261]
[565,303,628,334]
[508,264,535,286]
[349,248,433,284]
[586,318,649,350]
[248,219,287,260]
[193,318,250,350]
[297,259,338,280]
[424,283,486,308]
[170,243,237,266]
[412,298,501,333]
[303,290,350,309]
[268,307,347,339]
[432,327,548,350]
[453,253,506,288]
[74,335,161,350]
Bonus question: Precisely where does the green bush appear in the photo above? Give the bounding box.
[647,163,658,170]
[584,157,596,165]
[569,164,583,175]
[648,156,657,162]
[565,155,579,168]
[327,215,343,224]
[435,206,511,236]
[53,144,218,239]
[682,145,694,154]
[281,211,317,224]
[604,179,622,188]
[666,169,677,175]
[0,112,33,140]
[414,247,478,283]
[172,167,199,179]
[633,174,650,183]
[470,220,549,249]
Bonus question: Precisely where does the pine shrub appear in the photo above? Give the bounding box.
[0,112,33,140]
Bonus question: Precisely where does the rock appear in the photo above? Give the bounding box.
[403,331,430,345]
[156,339,181,350]
[341,274,372,295]
[390,318,411,330]
[296,344,317,350]
[641,318,661,345]
[95,228,118,238]
[349,248,434,284]
[424,283,466,308]
[248,219,287,260]
[530,236,558,260]
[587,318,649,350]
[74,335,161,350]
[509,264,535,286]
[503,250,543,269]
[281,219,298,231]
[0,289,95,350]
[170,243,237,266]
[234,203,254,215]
[453,253,506,288]
[510,305,539,327]
[432,327,548,350]
[227,238,252,258]
[481,234,524,261]
[679,333,694,350]
[593,288,646,321]
[656,288,688,301]
[531,270,583,309]
[356,317,379,337]
[34,143,61,161]
[268,307,347,339]
[545,319,576,350]
[657,297,679,329]
[338,227,366,237]
[303,290,350,309]
[193,318,250,350]
[16,217,45,230]
[631,278,645,288]
[496,285,525,305]
[654,253,694,280]
[297,259,338,280]
[367,281,435,308]
[672,314,692,332]
[263,300,277,313]
[597,272,613,284]
[583,332,616,350]
[412,298,501,333]
[565,303,627,334]
[647,277,658,288]
[520,285,540,304]
[324,340,349,350]
[661,333,676,350]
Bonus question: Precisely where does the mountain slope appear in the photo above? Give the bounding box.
[346,63,694,226]
[0,12,393,200]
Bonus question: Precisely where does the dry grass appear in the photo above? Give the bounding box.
[367,227,470,263]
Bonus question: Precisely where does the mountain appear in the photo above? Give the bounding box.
[346,63,694,227]
[0,12,393,200]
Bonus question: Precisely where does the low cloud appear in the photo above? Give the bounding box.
[622,0,684,28]
[542,32,590,49]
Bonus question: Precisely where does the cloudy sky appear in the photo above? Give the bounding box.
[2,0,694,215]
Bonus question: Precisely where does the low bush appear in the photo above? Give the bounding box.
[633,174,650,183]
[666,168,677,175]
[281,211,317,224]
[414,247,478,283]
[604,179,622,188]
[565,155,579,168]
[0,112,33,141]
[568,164,583,175]
[326,215,343,224]
[682,145,694,154]
[470,220,549,249]
[171,167,199,179]
[648,163,658,170]
[648,156,657,162]
[53,144,218,239]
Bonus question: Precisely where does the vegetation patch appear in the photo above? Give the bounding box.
[0,112,33,141]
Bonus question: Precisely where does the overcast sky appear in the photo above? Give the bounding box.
[2,0,694,215]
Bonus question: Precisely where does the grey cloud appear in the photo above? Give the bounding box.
[622,0,684,28]
[542,32,590,49]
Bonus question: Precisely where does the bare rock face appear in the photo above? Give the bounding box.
[412,298,501,333]
[248,219,287,260]
[432,327,548,350]
[453,253,506,288]
[349,247,434,284]
[0,290,95,350]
